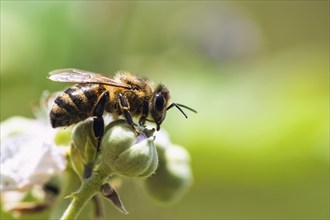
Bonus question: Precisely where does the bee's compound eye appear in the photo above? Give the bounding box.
[155,94,165,111]
[131,85,140,91]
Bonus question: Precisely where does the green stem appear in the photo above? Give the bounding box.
[60,162,112,220]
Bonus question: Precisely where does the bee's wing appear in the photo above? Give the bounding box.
[49,68,131,89]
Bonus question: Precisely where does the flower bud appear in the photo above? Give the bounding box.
[101,120,158,178]
[71,119,98,178]
[72,119,97,151]
[140,131,193,204]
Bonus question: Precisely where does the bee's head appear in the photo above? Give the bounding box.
[150,84,197,131]
[150,84,170,131]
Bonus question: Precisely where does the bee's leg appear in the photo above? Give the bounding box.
[118,93,139,135]
[93,90,109,149]
[83,91,109,178]
[139,98,149,126]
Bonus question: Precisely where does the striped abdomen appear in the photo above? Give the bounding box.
[50,84,107,128]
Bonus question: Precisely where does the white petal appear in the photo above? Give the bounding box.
[0,117,66,191]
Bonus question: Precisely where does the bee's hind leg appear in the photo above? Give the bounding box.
[93,90,110,150]
[83,90,109,179]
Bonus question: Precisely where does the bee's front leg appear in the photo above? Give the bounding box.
[118,93,140,135]
[138,98,149,126]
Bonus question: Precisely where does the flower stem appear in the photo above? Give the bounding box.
[60,162,112,220]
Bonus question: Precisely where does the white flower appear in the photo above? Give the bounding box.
[0,116,67,191]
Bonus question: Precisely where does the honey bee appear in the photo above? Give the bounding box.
[49,68,196,142]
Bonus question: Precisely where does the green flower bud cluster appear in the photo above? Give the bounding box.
[67,119,159,217]
[67,119,192,218]
[71,119,158,179]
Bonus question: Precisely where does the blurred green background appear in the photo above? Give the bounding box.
[1,1,329,219]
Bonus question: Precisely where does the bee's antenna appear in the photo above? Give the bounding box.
[166,103,197,118]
